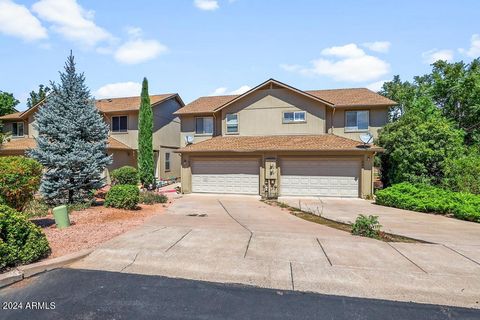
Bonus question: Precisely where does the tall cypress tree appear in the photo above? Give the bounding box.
[137,77,155,186]
[29,52,112,204]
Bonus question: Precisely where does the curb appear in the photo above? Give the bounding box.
[0,249,92,288]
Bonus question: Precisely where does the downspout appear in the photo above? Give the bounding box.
[212,112,217,136]
[330,106,336,134]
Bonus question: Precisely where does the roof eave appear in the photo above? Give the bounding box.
[333,103,397,108]
[176,147,383,153]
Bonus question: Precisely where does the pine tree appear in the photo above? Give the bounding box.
[28,52,112,204]
[137,77,155,187]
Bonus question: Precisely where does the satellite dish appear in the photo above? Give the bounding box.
[185,136,194,145]
[359,132,373,144]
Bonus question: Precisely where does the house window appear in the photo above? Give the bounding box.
[195,117,213,134]
[283,111,306,123]
[165,152,170,171]
[345,110,369,132]
[111,116,128,133]
[226,113,238,133]
[12,122,24,137]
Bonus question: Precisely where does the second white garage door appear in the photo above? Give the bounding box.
[191,159,259,194]
[280,159,360,197]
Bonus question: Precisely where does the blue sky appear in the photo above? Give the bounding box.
[0,0,479,111]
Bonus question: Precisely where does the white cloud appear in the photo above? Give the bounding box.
[209,85,251,96]
[422,49,454,64]
[321,43,365,58]
[114,39,167,64]
[94,82,142,99]
[229,85,251,94]
[281,43,390,82]
[32,0,112,47]
[0,0,47,41]
[125,26,142,38]
[362,41,391,53]
[459,34,480,58]
[366,79,388,92]
[211,87,227,95]
[194,0,219,11]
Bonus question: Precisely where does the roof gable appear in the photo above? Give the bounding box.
[175,79,397,115]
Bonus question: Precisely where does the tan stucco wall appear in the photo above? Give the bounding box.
[326,106,389,140]
[152,98,182,179]
[28,115,37,137]
[180,151,375,198]
[1,119,30,137]
[220,88,327,136]
[104,111,139,149]
[180,114,218,147]
[157,147,181,179]
[152,99,181,149]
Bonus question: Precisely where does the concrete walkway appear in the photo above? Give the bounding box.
[70,195,480,309]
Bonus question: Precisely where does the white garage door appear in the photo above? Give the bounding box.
[192,159,259,194]
[280,159,360,197]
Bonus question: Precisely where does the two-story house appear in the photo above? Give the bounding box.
[0,94,184,181]
[175,79,396,198]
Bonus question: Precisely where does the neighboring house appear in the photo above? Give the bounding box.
[0,94,184,181]
[175,79,396,198]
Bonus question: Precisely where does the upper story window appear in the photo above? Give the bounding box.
[195,117,213,135]
[111,116,128,133]
[283,111,306,123]
[226,113,238,133]
[345,110,369,132]
[12,122,24,137]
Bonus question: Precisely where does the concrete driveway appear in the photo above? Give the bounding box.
[280,196,480,248]
[70,195,480,308]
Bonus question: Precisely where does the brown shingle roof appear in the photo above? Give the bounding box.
[0,137,131,152]
[305,88,396,107]
[0,94,181,120]
[0,138,36,150]
[177,135,382,153]
[0,112,23,120]
[106,136,132,150]
[96,94,179,113]
[175,87,396,115]
[175,95,238,115]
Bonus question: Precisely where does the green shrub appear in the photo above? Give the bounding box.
[139,191,168,205]
[351,214,382,239]
[376,182,480,222]
[443,153,480,195]
[0,156,42,211]
[0,205,50,270]
[377,97,465,187]
[104,185,139,210]
[23,198,50,218]
[111,166,138,185]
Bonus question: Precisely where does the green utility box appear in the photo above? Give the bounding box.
[53,205,70,229]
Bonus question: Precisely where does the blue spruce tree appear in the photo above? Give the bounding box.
[29,52,112,204]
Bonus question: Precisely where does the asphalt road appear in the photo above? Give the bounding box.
[0,268,478,320]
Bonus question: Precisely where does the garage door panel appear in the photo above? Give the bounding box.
[192,159,259,195]
[281,159,360,197]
